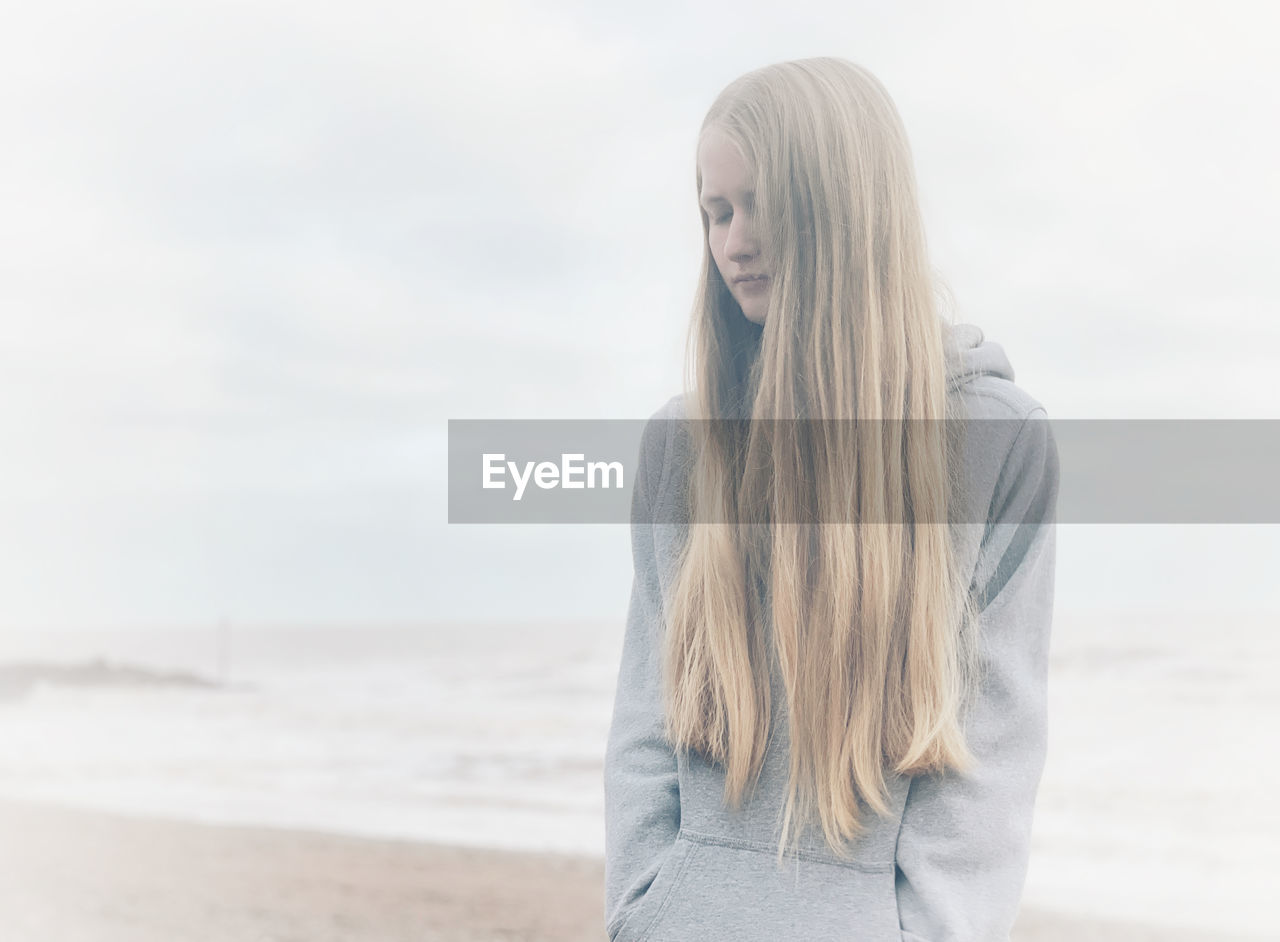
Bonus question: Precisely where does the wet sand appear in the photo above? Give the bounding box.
[0,798,1246,941]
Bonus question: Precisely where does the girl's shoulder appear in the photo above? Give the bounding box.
[945,321,1049,423]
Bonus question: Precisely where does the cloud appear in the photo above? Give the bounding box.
[2,0,1278,625]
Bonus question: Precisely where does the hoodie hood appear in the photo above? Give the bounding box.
[944,321,1014,391]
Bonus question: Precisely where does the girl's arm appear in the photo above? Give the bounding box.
[603,410,681,939]
[895,409,1061,941]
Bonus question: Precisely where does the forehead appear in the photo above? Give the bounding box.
[697,131,752,202]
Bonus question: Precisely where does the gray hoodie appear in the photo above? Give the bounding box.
[603,322,1060,941]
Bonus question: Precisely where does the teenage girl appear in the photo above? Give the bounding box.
[604,57,1059,942]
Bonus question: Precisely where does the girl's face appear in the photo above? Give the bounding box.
[697,130,771,325]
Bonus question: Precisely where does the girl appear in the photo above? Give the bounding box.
[604,57,1059,941]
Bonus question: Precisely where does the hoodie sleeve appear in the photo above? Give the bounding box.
[603,411,682,940]
[895,407,1060,942]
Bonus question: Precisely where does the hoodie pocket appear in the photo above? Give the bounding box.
[609,833,700,942]
[621,828,899,942]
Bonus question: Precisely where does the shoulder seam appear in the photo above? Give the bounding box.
[653,407,675,513]
[964,385,1046,421]
[649,394,684,509]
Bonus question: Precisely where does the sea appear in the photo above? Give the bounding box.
[0,608,1275,939]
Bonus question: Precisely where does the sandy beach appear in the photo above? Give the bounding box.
[0,797,1251,942]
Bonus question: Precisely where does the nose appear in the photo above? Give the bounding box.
[724,213,758,264]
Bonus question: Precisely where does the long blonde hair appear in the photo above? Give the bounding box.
[662,57,982,867]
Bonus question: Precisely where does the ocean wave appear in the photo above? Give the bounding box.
[0,659,223,704]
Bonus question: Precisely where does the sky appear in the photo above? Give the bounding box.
[2,0,1278,630]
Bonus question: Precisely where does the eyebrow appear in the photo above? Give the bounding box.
[699,189,755,208]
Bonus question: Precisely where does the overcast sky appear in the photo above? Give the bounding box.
[2,0,1278,631]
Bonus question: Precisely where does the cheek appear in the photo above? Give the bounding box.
[708,236,727,274]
